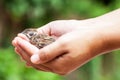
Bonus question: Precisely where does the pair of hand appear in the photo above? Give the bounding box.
[12,17,118,75]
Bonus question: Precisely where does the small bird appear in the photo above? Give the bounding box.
[22,28,55,49]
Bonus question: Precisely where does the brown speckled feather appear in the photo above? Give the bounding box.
[22,28,55,49]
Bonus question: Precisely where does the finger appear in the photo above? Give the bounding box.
[26,62,32,67]
[34,67,50,72]
[12,38,17,47]
[15,47,23,57]
[31,40,67,64]
[25,58,51,72]
[15,41,52,72]
[15,45,28,61]
[15,44,31,62]
[12,33,29,47]
[41,53,73,75]
[17,33,29,41]
[33,64,52,72]
[20,57,26,62]
[37,24,50,35]
[16,37,39,56]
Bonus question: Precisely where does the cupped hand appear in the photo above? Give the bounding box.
[12,9,120,75]
[12,19,106,75]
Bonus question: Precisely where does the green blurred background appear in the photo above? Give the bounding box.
[0,0,120,80]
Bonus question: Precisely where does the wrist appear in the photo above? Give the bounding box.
[83,19,120,56]
[87,14,120,54]
[100,25,120,52]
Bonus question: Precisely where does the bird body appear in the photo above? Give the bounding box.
[22,28,55,49]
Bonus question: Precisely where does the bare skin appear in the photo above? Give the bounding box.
[12,9,120,75]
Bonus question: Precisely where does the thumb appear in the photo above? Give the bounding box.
[30,40,67,64]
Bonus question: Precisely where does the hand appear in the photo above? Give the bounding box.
[12,16,120,75]
[12,19,105,74]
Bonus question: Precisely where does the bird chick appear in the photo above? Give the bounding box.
[22,28,55,49]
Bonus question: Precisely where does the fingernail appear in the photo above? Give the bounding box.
[31,54,40,64]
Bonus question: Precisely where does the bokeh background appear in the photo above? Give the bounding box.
[0,0,120,80]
